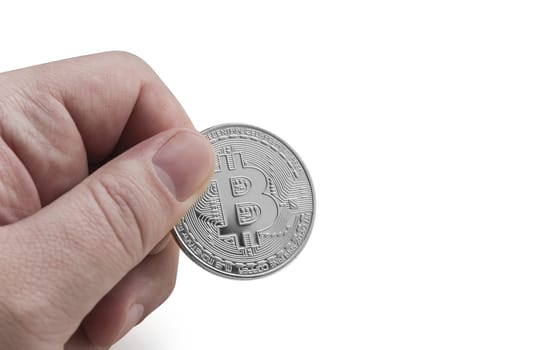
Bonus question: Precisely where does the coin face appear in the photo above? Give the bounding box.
[172,124,315,279]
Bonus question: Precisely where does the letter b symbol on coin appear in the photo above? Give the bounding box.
[215,152,278,252]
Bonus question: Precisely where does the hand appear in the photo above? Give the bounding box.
[0,52,214,349]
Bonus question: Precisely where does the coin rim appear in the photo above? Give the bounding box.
[171,123,316,279]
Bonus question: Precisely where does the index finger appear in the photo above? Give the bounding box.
[3,51,194,164]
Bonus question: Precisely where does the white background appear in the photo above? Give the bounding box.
[2,1,552,349]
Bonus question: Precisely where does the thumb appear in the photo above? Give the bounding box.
[0,128,213,344]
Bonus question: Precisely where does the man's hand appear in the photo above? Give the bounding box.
[0,52,214,349]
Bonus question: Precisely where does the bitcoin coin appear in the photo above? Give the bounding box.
[172,124,315,279]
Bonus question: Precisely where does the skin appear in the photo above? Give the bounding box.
[0,52,214,349]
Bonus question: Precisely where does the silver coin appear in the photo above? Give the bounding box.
[172,124,315,279]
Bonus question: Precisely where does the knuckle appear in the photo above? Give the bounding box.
[9,90,86,202]
[0,75,83,155]
[76,51,154,104]
[104,50,152,71]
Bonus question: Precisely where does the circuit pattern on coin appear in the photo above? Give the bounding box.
[172,124,315,278]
